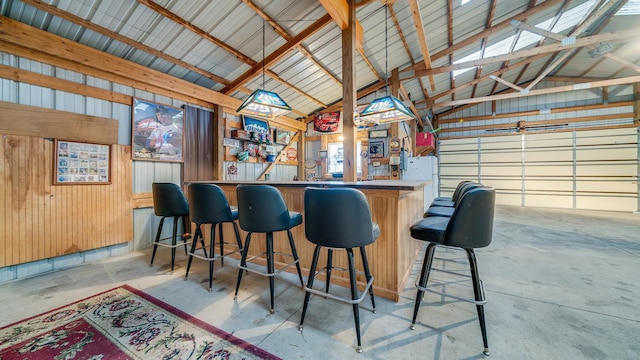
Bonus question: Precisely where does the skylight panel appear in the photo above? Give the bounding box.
[451,0,596,78]
[616,0,640,15]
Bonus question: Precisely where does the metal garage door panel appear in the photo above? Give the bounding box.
[441,165,479,177]
[525,179,573,191]
[525,149,573,161]
[576,180,637,193]
[576,147,636,161]
[482,151,521,162]
[439,153,477,163]
[482,165,521,176]
[576,128,636,145]
[576,163,636,176]
[525,165,573,176]
[496,193,522,206]
[525,194,573,208]
[576,196,637,212]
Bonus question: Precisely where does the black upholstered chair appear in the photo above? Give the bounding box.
[150,182,192,272]
[234,184,304,313]
[409,187,495,356]
[424,182,484,217]
[432,180,472,202]
[430,181,480,208]
[299,187,379,353]
[185,183,243,292]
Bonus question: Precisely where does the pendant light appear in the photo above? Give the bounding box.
[359,4,415,124]
[237,20,291,119]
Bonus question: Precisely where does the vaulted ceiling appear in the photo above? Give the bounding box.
[2,0,639,130]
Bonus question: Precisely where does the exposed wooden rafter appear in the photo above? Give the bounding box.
[408,0,435,92]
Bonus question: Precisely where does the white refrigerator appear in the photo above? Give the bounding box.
[401,156,439,212]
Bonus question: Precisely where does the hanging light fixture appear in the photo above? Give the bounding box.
[359,4,415,124]
[237,20,291,119]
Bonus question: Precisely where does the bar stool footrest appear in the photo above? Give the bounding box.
[305,266,374,305]
[239,251,299,277]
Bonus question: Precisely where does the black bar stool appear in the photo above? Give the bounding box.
[299,187,379,353]
[150,182,192,273]
[409,187,495,356]
[185,183,243,292]
[234,184,304,313]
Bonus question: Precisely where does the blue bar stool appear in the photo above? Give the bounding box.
[299,187,379,353]
[185,183,243,292]
[150,182,192,273]
[234,184,304,313]
[409,187,495,356]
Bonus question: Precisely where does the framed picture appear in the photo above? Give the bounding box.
[132,98,184,162]
[243,115,269,134]
[369,141,384,159]
[54,140,111,185]
[369,129,388,138]
[275,128,290,145]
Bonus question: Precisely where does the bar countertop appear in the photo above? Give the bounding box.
[185,179,428,191]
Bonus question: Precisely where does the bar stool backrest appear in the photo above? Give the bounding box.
[188,183,234,224]
[236,184,292,232]
[304,187,376,249]
[445,187,495,249]
[452,182,484,207]
[152,182,189,217]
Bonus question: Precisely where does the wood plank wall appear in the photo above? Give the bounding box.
[1,135,132,267]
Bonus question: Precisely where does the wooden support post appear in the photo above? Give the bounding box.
[342,0,357,182]
[298,131,306,180]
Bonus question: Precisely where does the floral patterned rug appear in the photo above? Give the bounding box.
[0,284,280,359]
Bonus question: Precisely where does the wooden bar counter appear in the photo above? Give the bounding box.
[185,180,428,301]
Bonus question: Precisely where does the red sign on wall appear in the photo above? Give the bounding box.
[313,111,341,133]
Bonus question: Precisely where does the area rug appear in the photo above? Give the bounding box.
[0,284,280,359]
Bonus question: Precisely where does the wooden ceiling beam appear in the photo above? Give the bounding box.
[434,75,640,108]
[407,27,640,78]
[388,4,429,101]
[401,0,564,74]
[242,0,342,86]
[223,14,332,94]
[136,0,254,65]
[408,0,435,92]
[0,17,240,109]
[318,0,364,50]
[21,0,230,86]
[471,0,497,99]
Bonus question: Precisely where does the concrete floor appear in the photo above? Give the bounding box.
[1,205,639,359]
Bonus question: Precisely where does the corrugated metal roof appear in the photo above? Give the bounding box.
[1,0,638,123]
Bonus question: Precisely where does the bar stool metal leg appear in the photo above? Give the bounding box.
[299,245,321,330]
[410,243,437,330]
[360,246,376,312]
[287,230,304,287]
[467,248,490,355]
[150,217,166,266]
[266,232,275,314]
[325,249,333,294]
[346,248,363,353]
[234,232,253,300]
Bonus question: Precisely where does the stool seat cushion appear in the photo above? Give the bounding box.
[430,199,455,207]
[424,206,455,217]
[410,216,450,244]
[289,211,303,228]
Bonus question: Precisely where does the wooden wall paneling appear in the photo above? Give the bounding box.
[0,135,132,267]
[0,101,118,144]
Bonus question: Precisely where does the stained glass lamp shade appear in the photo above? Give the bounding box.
[236,89,291,119]
[358,95,415,124]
